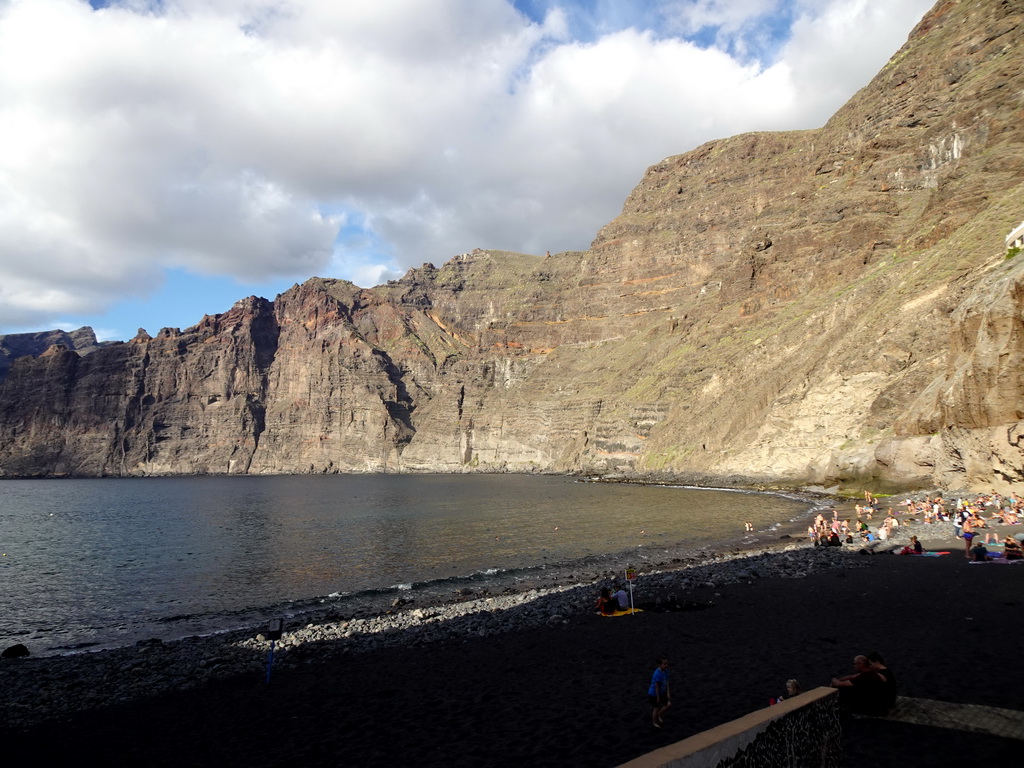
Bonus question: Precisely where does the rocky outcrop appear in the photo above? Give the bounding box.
[1,0,1024,491]
[0,326,107,382]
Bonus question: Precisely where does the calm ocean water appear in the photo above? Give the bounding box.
[0,475,813,655]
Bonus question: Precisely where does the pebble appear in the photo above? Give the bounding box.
[0,543,866,729]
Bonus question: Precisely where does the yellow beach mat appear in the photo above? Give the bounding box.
[597,608,643,617]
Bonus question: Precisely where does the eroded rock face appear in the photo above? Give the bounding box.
[0,327,105,381]
[1,0,1024,490]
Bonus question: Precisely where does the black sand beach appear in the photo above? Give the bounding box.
[4,531,1023,767]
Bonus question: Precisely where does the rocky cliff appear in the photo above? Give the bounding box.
[0,327,107,381]
[2,0,1023,491]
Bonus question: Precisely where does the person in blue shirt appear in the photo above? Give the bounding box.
[648,657,671,727]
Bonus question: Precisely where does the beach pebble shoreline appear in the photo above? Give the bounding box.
[11,488,1006,735]
[1,541,871,729]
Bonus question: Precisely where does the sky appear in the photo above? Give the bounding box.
[0,0,935,341]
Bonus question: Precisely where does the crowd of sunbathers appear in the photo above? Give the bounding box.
[946,492,1024,560]
[900,492,1021,531]
[806,507,898,547]
[805,491,1024,560]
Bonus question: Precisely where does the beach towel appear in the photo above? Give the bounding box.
[921,551,950,557]
[597,608,643,617]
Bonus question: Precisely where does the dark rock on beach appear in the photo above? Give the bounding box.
[1,643,30,659]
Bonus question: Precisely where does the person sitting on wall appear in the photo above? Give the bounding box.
[831,655,886,715]
[867,651,897,713]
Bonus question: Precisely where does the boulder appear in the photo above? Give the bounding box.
[2,643,30,659]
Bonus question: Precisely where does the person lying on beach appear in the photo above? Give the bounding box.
[648,657,671,727]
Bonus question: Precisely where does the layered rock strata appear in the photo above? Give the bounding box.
[1,0,1024,490]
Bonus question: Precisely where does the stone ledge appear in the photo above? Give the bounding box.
[618,686,839,768]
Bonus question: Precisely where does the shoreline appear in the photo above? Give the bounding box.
[4,481,830,660]
[4,523,1023,767]
[5,489,997,725]
[0,497,961,731]
[1,535,845,730]
[2,482,949,667]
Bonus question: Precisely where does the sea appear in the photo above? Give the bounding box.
[0,474,817,656]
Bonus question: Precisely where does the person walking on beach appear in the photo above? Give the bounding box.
[962,515,976,559]
[648,657,671,727]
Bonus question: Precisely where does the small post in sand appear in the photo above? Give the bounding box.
[625,566,638,614]
[265,618,284,684]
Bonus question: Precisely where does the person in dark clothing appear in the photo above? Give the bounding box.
[596,587,617,614]
[831,655,886,715]
[867,651,897,712]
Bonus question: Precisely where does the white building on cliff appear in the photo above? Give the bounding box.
[1007,221,1024,250]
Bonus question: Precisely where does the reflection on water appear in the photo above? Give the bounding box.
[0,475,811,654]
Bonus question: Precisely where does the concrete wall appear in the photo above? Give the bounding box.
[618,687,840,768]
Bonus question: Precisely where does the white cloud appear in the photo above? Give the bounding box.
[0,0,934,329]
[663,0,784,36]
[780,0,936,123]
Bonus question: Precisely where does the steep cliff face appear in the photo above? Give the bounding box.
[2,0,1024,490]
